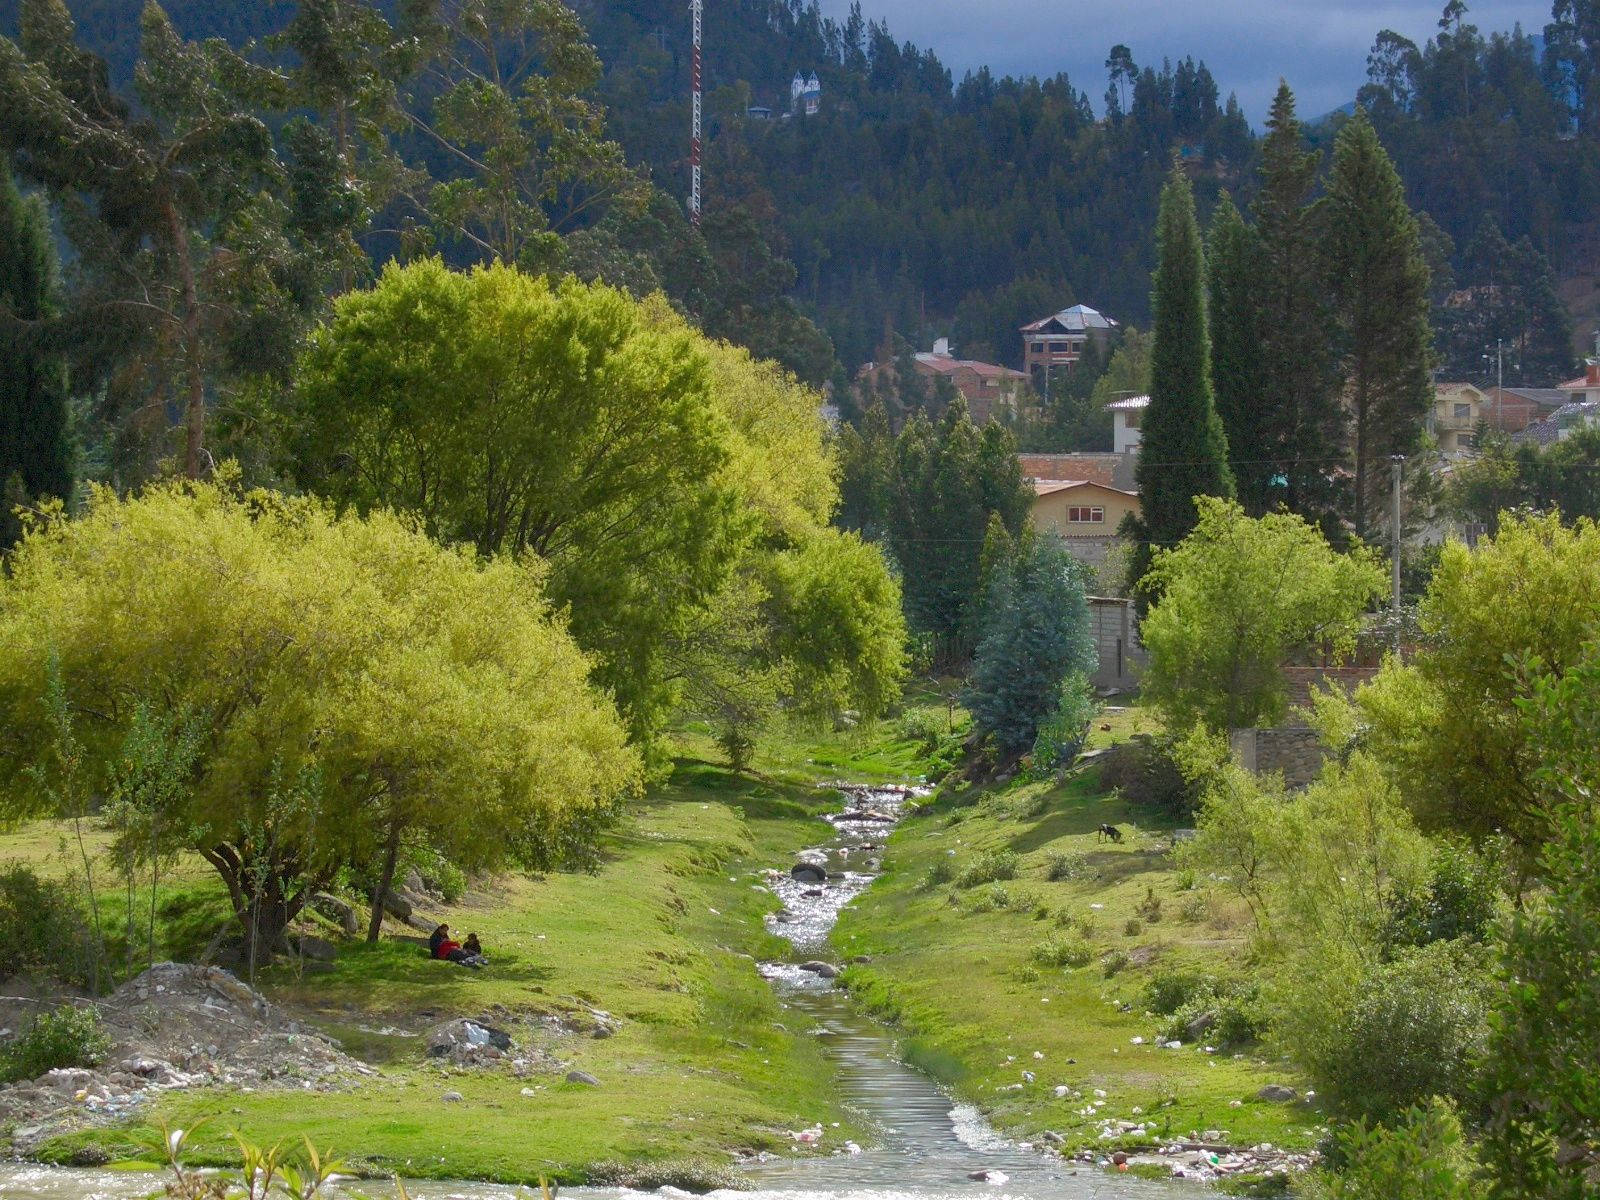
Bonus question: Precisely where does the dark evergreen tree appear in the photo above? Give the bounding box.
[964,531,1095,757]
[0,163,71,544]
[1323,108,1434,538]
[1133,164,1233,579]
[1252,84,1340,521]
[1206,193,1273,514]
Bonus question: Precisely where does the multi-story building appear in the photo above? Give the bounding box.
[1019,304,1118,383]
[855,339,1031,425]
[1427,382,1487,459]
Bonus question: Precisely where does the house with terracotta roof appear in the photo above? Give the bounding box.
[1427,382,1487,459]
[1019,452,1141,572]
[1019,304,1118,381]
[855,339,1031,425]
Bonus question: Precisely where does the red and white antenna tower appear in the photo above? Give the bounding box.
[689,0,703,226]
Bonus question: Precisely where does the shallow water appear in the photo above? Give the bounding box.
[0,786,1192,1200]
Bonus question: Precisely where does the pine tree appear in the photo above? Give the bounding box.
[0,164,72,545]
[1252,83,1339,521]
[1207,194,1272,513]
[1323,108,1434,538]
[1134,164,1233,578]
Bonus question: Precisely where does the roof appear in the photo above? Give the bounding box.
[1512,419,1562,447]
[1020,304,1119,335]
[1496,388,1568,408]
[1018,452,1138,492]
[1105,394,1150,411]
[1558,375,1596,391]
[1512,401,1600,446]
[1032,478,1138,499]
[914,352,1026,381]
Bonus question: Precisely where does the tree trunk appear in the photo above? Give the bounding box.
[165,202,207,480]
[368,820,402,944]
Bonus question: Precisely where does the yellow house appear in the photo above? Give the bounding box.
[1029,479,1141,570]
[1429,382,1486,459]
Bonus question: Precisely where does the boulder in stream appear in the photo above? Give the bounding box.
[790,863,828,883]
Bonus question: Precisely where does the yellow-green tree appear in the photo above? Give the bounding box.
[1141,497,1386,731]
[1356,512,1600,852]
[0,479,638,962]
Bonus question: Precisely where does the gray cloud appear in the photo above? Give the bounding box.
[812,1,1551,119]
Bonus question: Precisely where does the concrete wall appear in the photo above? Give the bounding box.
[1087,596,1144,692]
[1230,726,1325,789]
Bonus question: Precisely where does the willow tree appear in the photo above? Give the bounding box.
[0,479,638,963]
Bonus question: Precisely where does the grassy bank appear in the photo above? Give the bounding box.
[4,728,925,1186]
[832,719,1324,1162]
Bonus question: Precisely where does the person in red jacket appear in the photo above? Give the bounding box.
[428,923,485,968]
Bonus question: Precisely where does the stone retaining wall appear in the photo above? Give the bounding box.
[1229,726,1326,789]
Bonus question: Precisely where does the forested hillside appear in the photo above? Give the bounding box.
[4,0,1599,385]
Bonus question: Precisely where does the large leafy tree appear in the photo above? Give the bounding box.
[1323,108,1434,538]
[0,0,351,481]
[0,163,71,544]
[1356,512,1600,854]
[1140,497,1386,732]
[1481,649,1600,1200]
[0,479,639,962]
[1134,164,1233,575]
[291,259,743,743]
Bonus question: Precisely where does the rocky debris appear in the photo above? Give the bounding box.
[0,963,365,1155]
[1257,1084,1299,1102]
[426,1018,514,1065]
[565,1070,601,1086]
[968,1169,1009,1184]
[442,1090,464,1103]
[309,893,360,936]
[797,961,840,979]
[1184,1010,1216,1039]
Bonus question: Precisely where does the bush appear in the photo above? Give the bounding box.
[896,706,946,752]
[0,865,92,987]
[0,1004,111,1083]
[1382,842,1502,953]
[955,850,1019,889]
[1302,940,1491,1122]
[1030,674,1096,773]
[967,884,1013,913]
[1031,933,1094,969]
[1097,734,1195,815]
[923,857,955,888]
[1302,1099,1474,1200]
[1168,984,1268,1048]
[1102,949,1130,977]
[1178,892,1208,923]
[1044,850,1088,882]
[1147,967,1217,1015]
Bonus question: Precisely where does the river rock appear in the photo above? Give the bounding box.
[1257,1084,1299,1102]
[310,893,360,936]
[293,935,339,963]
[427,1018,512,1063]
[1185,1010,1216,1039]
[798,961,840,978]
[790,863,828,883]
[968,1169,1009,1184]
[566,1070,601,1086]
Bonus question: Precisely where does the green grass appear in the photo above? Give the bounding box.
[12,753,888,1185]
[832,746,1324,1158]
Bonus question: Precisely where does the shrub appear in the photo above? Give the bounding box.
[1302,1099,1474,1200]
[1301,940,1491,1121]
[1097,734,1195,815]
[896,707,946,752]
[1044,850,1088,882]
[1031,933,1094,969]
[0,1004,111,1083]
[967,884,1013,913]
[955,850,1019,889]
[1382,842,1502,953]
[1124,918,1143,937]
[1160,979,1267,1048]
[0,865,92,987]
[1147,968,1221,1016]
[1178,893,1208,923]
[1102,949,1130,977]
[1136,887,1164,922]
[923,857,955,888]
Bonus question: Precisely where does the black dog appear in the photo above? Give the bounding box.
[1097,823,1123,844]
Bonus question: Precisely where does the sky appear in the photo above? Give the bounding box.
[814,1,1552,121]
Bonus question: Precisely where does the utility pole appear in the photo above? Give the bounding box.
[1390,454,1405,653]
[689,0,702,227]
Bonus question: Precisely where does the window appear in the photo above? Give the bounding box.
[1067,506,1105,524]
[1049,341,1070,353]
[1454,402,1471,419]
[1123,409,1141,429]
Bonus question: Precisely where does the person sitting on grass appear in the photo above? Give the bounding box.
[428,923,486,969]
[463,932,485,961]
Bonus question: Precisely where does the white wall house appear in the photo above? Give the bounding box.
[1107,394,1148,456]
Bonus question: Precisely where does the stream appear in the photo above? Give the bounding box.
[0,785,1193,1200]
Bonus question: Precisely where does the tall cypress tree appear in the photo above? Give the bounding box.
[1323,108,1433,539]
[1134,164,1233,580]
[1207,194,1272,514]
[1252,83,1339,521]
[0,164,72,545]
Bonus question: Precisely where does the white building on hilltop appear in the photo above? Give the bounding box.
[791,72,821,115]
